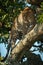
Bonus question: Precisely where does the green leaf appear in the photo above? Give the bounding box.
[2,14,8,20]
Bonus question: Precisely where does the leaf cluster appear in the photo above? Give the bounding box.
[0,0,25,42]
[37,2,43,23]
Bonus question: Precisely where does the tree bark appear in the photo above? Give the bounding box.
[8,23,43,62]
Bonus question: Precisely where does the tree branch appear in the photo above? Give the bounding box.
[8,23,43,62]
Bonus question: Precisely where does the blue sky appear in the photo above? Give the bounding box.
[0,43,7,57]
[30,42,43,61]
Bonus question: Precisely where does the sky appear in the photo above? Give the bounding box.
[0,43,7,57]
[30,42,43,61]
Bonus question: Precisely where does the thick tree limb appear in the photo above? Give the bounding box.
[9,23,43,62]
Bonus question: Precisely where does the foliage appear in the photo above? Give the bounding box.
[0,0,26,43]
[37,2,43,23]
[0,57,3,61]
